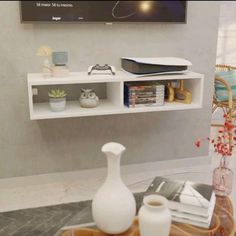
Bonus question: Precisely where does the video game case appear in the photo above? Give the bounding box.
[128,96,163,102]
[133,97,157,103]
[128,92,160,97]
[125,83,164,91]
[127,88,159,94]
[128,91,164,97]
[127,86,164,92]
[126,97,164,107]
[125,96,164,107]
[124,86,154,99]
[126,102,164,108]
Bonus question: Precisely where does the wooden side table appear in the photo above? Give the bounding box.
[60,196,235,236]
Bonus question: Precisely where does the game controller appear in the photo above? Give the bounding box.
[88,64,116,75]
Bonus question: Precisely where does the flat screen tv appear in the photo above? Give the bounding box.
[20,1,187,23]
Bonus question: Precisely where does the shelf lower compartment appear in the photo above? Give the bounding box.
[31,100,119,119]
[31,100,201,120]
[122,102,201,113]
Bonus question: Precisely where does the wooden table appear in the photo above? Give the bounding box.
[60,196,235,236]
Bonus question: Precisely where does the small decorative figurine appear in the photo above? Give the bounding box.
[36,45,53,77]
[165,81,175,102]
[174,79,192,104]
[79,89,99,108]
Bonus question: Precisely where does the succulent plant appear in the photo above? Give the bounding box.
[48,89,67,98]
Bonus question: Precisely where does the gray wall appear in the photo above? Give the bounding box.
[0,1,219,178]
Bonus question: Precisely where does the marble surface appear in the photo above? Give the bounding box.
[0,201,89,236]
[0,193,145,236]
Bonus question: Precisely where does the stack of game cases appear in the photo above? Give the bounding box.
[124,82,165,108]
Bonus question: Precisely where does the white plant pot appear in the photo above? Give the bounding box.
[49,97,66,112]
[138,195,171,236]
[92,142,136,234]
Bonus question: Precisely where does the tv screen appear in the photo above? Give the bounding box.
[20,1,187,23]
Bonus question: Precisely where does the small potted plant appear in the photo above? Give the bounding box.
[195,114,234,196]
[48,88,67,112]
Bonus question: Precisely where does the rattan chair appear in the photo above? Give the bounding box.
[212,64,236,127]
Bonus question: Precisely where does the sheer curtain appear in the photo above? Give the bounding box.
[217,1,236,66]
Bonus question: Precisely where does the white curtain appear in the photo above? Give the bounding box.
[217,1,236,66]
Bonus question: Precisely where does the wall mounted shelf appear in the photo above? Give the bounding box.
[27,71,204,120]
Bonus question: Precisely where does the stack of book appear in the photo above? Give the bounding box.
[145,176,216,229]
[124,83,165,108]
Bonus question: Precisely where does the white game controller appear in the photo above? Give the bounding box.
[88,64,116,75]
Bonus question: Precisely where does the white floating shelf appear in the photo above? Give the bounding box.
[28,71,203,85]
[31,101,202,120]
[27,71,204,120]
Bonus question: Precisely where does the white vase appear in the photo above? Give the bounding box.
[42,57,51,77]
[92,142,136,234]
[138,195,171,236]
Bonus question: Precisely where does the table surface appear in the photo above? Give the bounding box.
[59,196,235,236]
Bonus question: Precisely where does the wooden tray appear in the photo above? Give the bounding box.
[60,197,235,236]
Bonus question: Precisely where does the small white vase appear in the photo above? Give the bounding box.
[138,195,171,236]
[42,57,52,77]
[92,142,136,234]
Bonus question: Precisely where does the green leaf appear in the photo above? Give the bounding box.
[48,88,67,98]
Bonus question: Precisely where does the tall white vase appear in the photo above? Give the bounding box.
[138,195,171,236]
[92,142,136,234]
